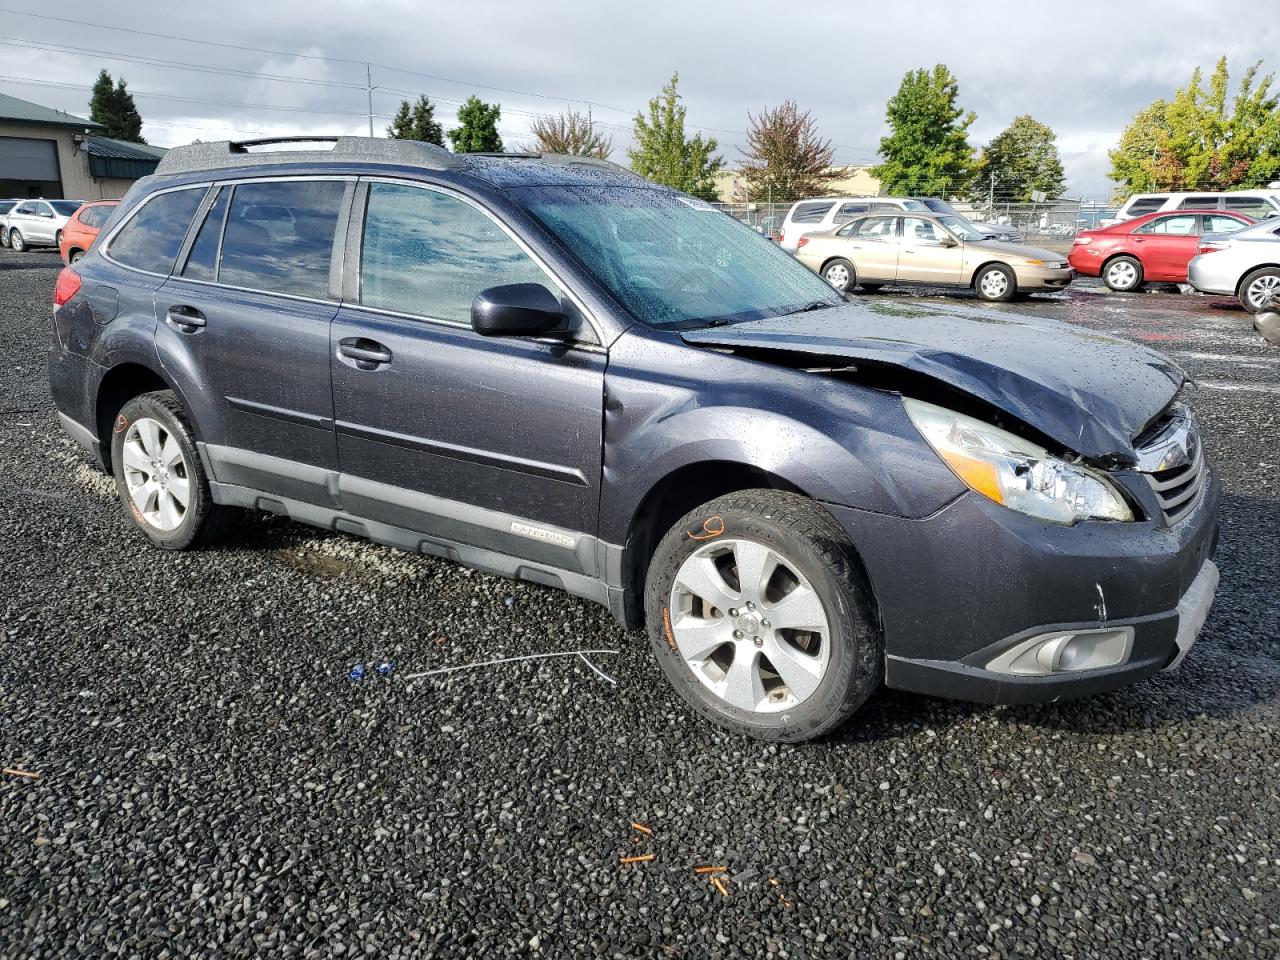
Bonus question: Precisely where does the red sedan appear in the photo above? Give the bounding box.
[1069,209,1254,291]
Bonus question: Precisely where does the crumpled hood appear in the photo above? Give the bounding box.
[681,299,1185,463]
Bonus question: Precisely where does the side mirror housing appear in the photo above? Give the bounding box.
[471,283,569,338]
[939,236,959,248]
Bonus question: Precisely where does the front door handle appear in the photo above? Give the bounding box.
[166,305,206,332]
[338,338,393,370]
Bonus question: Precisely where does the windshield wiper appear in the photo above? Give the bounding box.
[792,300,839,314]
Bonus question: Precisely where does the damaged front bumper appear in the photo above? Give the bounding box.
[825,467,1220,706]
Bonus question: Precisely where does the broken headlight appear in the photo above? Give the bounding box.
[904,399,1133,525]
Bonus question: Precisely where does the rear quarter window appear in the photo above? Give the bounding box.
[108,188,205,274]
[789,201,836,224]
[1125,197,1167,216]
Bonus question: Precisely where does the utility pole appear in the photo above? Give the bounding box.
[988,172,996,218]
[366,63,375,138]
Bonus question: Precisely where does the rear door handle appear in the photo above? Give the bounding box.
[338,337,393,370]
[166,305,206,332]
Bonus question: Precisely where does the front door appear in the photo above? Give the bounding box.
[329,180,606,574]
[898,217,964,284]
[1131,213,1200,281]
[155,178,348,504]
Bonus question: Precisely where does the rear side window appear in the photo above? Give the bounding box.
[1204,214,1248,234]
[78,205,113,228]
[1125,197,1166,216]
[789,201,836,224]
[217,180,344,299]
[833,202,869,224]
[1178,195,1221,209]
[1224,196,1273,218]
[108,188,205,274]
[359,182,560,322]
[1135,214,1197,235]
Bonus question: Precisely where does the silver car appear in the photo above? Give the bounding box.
[1186,218,1280,313]
[4,199,83,252]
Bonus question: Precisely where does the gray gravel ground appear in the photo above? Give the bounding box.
[2,248,1278,959]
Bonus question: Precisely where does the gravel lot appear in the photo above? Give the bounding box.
[2,248,1277,959]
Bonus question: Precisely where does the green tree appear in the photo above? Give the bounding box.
[524,109,612,158]
[1109,58,1280,195]
[386,94,444,146]
[89,69,145,143]
[969,115,1066,203]
[448,96,503,153]
[740,99,840,201]
[871,64,974,196]
[628,73,723,200]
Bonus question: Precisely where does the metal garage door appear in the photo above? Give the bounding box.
[0,136,60,181]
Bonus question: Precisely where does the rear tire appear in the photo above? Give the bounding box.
[643,490,882,743]
[1103,255,1144,292]
[974,263,1016,302]
[110,390,240,550]
[859,282,885,292]
[1239,267,1280,314]
[70,250,84,264]
[821,258,856,294]
[10,229,26,252]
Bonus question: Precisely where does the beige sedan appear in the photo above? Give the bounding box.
[794,212,1074,302]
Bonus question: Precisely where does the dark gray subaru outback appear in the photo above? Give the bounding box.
[49,137,1219,742]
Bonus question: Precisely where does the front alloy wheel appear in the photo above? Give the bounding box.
[668,538,832,713]
[644,490,882,742]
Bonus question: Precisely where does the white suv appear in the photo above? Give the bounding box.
[1102,191,1280,227]
[4,198,83,252]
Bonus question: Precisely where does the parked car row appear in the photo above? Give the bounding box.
[1102,189,1280,226]
[1,198,118,263]
[778,195,1020,253]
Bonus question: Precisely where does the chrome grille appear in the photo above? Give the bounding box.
[1135,405,1206,525]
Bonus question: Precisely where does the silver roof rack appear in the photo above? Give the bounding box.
[154,136,465,175]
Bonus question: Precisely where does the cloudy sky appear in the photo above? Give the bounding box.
[2,0,1279,198]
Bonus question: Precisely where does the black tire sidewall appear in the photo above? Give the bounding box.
[110,393,212,550]
[643,495,878,741]
[975,263,1016,301]
[11,230,25,252]
[822,258,856,294]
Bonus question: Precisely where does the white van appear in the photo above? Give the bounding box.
[778,196,1019,252]
[1102,190,1280,226]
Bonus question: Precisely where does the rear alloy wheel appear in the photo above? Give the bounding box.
[1239,267,1280,314]
[70,250,84,264]
[974,263,1016,302]
[9,229,26,252]
[821,258,856,294]
[644,490,881,742]
[1103,255,1144,292]
[111,390,239,549]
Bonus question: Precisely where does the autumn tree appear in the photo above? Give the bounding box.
[628,73,723,200]
[89,69,145,144]
[448,96,503,153]
[739,99,839,201]
[1109,58,1280,194]
[386,95,444,146]
[524,109,612,158]
[872,65,974,196]
[969,115,1066,203]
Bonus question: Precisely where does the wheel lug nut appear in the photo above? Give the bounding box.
[733,630,743,639]
[762,620,771,628]
[728,608,738,617]
[746,601,755,610]
[754,636,763,647]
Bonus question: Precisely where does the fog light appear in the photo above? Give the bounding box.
[984,627,1134,676]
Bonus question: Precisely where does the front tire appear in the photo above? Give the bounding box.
[9,229,26,252]
[110,391,239,550]
[1239,267,1280,314]
[974,263,1016,302]
[859,282,885,292]
[643,490,882,742]
[1103,255,1144,292]
[821,258,856,294]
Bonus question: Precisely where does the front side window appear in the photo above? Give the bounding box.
[15,201,41,215]
[360,182,560,322]
[833,202,869,224]
[903,218,948,243]
[1135,214,1197,236]
[108,188,205,274]
[517,185,842,329]
[1178,196,1221,209]
[218,180,344,298]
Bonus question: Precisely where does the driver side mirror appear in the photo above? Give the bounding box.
[472,283,569,338]
[937,236,959,248]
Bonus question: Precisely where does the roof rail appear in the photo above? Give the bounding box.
[154,136,464,176]
[464,151,636,176]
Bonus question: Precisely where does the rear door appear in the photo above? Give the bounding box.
[1131,213,1199,280]
[155,177,347,504]
[328,179,606,573]
[844,215,900,280]
[898,217,964,284]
